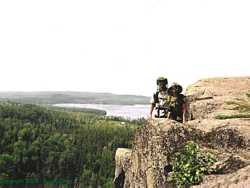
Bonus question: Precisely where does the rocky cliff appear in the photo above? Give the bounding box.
[186,77,250,120]
[114,77,250,188]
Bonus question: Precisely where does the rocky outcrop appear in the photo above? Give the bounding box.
[124,119,186,188]
[193,165,250,188]
[114,77,250,188]
[114,148,132,186]
[186,77,250,119]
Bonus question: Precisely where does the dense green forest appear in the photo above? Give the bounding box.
[0,91,150,105]
[0,102,140,187]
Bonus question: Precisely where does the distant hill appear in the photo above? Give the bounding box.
[0,91,150,105]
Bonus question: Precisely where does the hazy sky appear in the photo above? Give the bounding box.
[0,0,249,96]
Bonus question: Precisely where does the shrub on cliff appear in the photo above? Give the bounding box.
[168,141,216,187]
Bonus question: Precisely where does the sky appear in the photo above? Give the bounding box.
[0,0,249,96]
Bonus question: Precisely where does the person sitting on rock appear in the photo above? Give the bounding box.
[150,77,170,118]
[166,82,187,123]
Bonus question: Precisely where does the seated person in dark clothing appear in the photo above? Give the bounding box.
[167,83,187,123]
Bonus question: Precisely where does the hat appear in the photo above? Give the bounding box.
[156,77,168,85]
[168,82,183,94]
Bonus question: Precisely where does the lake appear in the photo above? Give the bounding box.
[53,103,150,120]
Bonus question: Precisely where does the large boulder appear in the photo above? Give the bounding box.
[123,119,193,188]
[117,119,249,188]
[114,148,132,187]
[186,77,250,119]
[192,165,250,188]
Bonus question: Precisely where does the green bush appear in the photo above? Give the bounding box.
[168,141,216,187]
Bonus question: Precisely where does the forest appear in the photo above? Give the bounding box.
[0,101,141,187]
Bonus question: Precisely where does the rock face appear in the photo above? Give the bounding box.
[123,119,198,188]
[186,77,250,119]
[114,148,132,185]
[114,77,250,188]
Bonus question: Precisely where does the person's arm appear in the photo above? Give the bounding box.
[150,103,155,118]
[182,98,187,123]
[150,93,156,118]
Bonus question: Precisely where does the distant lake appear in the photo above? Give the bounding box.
[53,103,150,120]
